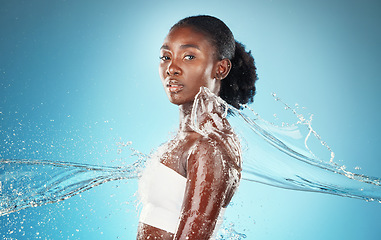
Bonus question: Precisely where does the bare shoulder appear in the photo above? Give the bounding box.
[188,130,242,171]
[184,131,241,208]
[182,134,241,200]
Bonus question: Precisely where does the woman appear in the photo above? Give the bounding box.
[137,15,258,239]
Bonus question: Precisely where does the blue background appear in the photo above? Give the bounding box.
[1,0,380,239]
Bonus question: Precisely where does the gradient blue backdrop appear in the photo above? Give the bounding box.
[1,0,380,239]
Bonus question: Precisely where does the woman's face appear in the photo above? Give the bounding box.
[159,26,220,106]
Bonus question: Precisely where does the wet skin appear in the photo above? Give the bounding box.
[137,26,240,240]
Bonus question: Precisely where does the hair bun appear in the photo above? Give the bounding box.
[220,41,258,109]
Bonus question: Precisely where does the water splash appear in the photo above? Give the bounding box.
[228,93,381,201]
[1,89,381,239]
[216,222,247,240]
[0,147,147,216]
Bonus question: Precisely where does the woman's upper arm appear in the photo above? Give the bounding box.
[174,137,236,240]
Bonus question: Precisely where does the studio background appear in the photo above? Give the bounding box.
[1,0,380,239]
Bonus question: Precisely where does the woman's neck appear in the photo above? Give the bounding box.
[178,101,194,133]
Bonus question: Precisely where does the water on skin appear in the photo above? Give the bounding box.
[1,88,380,237]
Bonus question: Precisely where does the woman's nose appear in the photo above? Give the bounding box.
[167,60,181,76]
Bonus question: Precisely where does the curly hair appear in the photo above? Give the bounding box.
[171,15,258,109]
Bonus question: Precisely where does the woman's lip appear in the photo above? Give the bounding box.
[167,82,184,93]
[167,84,184,93]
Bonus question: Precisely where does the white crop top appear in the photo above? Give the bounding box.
[138,158,225,239]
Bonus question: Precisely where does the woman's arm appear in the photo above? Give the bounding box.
[174,137,240,239]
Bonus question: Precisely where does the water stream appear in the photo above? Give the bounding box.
[1,89,380,238]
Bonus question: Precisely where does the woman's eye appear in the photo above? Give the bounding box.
[184,55,195,60]
[159,56,170,61]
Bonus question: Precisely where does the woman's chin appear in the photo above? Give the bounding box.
[168,98,186,106]
[166,92,194,106]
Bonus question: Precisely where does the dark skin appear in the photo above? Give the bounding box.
[137,26,241,240]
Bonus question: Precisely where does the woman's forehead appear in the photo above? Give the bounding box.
[162,26,212,50]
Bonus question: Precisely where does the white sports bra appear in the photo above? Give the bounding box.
[138,158,225,238]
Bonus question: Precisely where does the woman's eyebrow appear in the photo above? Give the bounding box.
[160,44,200,50]
[180,44,200,50]
[160,44,169,50]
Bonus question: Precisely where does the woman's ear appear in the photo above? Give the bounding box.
[215,59,232,80]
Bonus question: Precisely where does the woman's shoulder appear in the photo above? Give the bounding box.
[187,130,242,170]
